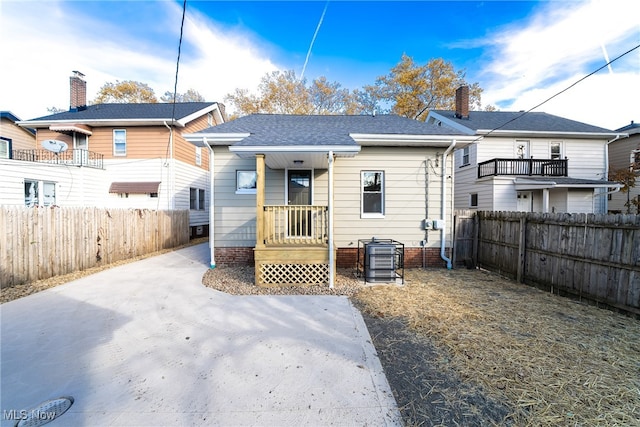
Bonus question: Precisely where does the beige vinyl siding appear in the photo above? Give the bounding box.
[0,159,106,206]
[1,117,36,150]
[333,146,449,249]
[213,147,257,247]
[212,146,452,249]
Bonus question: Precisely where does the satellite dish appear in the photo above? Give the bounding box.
[41,139,69,153]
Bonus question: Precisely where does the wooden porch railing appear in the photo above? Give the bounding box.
[263,205,328,245]
[478,158,568,178]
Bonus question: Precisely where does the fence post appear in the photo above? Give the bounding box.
[472,212,479,269]
[517,214,527,283]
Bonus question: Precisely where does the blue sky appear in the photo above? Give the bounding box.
[2,0,638,130]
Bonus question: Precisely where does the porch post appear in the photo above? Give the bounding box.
[256,154,266,249]
[328,151,335,288]
[542,188,550,213]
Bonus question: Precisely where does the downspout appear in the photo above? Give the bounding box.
[328,150,335,288]
[603,134,624,212]
[163,121,175,210]
[204,138,216,269]
[440,139,456,269]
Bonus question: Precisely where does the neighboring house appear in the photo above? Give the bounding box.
[0,111,36,157]
[185,114,476,286]
[4,72,225,237]
[425,86,624,214]
[608,121,640,213]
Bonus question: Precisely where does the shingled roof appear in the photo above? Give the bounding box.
[430,110,616,135]
[194,114,466,147]
[28,102,216,121]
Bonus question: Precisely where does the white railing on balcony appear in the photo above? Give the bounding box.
[263,205,328,245]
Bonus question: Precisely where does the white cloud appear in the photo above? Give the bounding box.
[0,1,279,120]
[478,0,640,130]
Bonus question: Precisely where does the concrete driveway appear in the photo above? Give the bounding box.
[1,243,400,426]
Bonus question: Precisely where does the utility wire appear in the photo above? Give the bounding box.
[474,43,640,142]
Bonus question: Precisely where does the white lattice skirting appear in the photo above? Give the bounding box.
[259,263,329,286]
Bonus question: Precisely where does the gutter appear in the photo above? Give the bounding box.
[440,139,456,269]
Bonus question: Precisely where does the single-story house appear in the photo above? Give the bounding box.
[185,114,476,287]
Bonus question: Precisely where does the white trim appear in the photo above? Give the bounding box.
[361,170,385,218]
[185,133,251,145]
[350,133,477,146]
[230,145,360,156]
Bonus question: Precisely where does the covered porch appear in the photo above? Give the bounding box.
[243,147,359,287]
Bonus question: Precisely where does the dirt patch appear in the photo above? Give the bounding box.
[352,268,640,426]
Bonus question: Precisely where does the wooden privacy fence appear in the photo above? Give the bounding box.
[453,211,640,315]
[0,206,190,288]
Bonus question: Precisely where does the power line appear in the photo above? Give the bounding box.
[477,43,640,141]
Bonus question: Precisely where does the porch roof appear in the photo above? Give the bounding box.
[514,177,622,190]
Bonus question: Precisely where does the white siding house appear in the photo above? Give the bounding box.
[427,87,623,214]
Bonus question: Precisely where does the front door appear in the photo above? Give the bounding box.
[287,170,312,237]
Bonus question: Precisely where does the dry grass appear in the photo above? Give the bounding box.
[353,268,640,426]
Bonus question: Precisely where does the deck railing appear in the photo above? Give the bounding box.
[263,205,328,245]
[11,149,104,169]
[478,158,567,178]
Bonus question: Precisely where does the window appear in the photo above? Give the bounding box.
[195,146,202,166]
[208,113,214,126]
[190,187,205,210]
[462,146,470,166]
[24,180,38,207]
[516,140,529,159]
[632,150,640,172]
[113,129,126,156]
[361,171,384,217]
[24,180,56,207]
[0,137,11,159]
[550,141,562,160]
[236,170,257,194]
[470,193,478,208]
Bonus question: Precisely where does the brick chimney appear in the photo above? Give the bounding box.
[70,71,87,111]
[455,85,469,119]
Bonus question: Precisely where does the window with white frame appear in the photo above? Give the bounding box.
[195,146,202,166]
[550,141,563,160]
[113,129,126,156]
[461,146,470,166]
[208,113,214,126]
[190,187,205,210]
[361,171,384,217]
[0,137,11,159]
[236,170,257,194]
[632,150,640,173]
[24,180,56,207]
